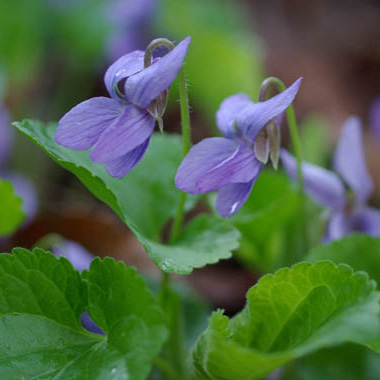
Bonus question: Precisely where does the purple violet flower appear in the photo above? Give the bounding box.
[369,96,380,142]
[56,37,191,178]
[0,106,13,169]
[53,239,94,272]
[175,78,302,217]
[0,105,38,223]
[105,0,156,61]
[281,116,380,241]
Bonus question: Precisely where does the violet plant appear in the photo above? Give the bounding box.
[1,36,380,380]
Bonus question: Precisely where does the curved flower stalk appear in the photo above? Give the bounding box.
[281,116,380,241]
[56,37,191,178]
[175,78,302,217]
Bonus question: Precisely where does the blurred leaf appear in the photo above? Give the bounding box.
[51,0,108,67]
[156,0,265,121]
[307,235,380,286]
[300,115,331,166]
[14,120,240,274]
[191,261,380,379]
[0,0,47,85]
[229,171,299,272]
[0,178,24,236]
[298,344,380,380]
[0,248,167,379]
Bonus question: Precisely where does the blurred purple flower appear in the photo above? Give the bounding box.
[53,239,94,272]
[105,0,156,61]
[0,106,38,223]
[0,106,13,168]
[3,173,38,223]
[53,239,104,334]
[281,116,379,241]
[369,96,380,142]
[175,78,302,217]
[56,37,190,178]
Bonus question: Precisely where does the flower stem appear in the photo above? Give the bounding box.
[152,357,180,380]
[144,38,192,380]
[259,77,307,260]
[168,68,191,244]
[144,38,191,244]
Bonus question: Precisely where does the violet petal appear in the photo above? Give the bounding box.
[325,210,351,242]
[125,37,191,109]
[56,97,123,150]
[216,93,251,138]
[236,78,302,141]
[333,116,374,203]
[0,106,13,168]
[216,176,260,218]
[196,142,263,193]
[4,172,38,223]
[369,96,380,142]
[90,104,154,163]
[104,50,145,99]
[175,138,259,194]
[352,207,380,236]
[81,312,104,335]
[281,149,346,208]
[53,240,94,272]
[104,138,150,178]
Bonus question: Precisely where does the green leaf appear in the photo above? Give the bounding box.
[0,178,25,236]
[147,215,240,274]
[230,171,299,272]
[191,261,380,380]
[14,120,240,274]
[84,257,168,379]
[300,115,331,166]
[0,249,167,379]
[307,235,380,286]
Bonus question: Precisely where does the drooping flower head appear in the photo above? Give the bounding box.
[175,78,302,217]
[56,37,191,178]
[281,116,380,241]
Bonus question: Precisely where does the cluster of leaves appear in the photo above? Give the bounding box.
[0,119,377,379]
[0,248,167,379]
[1,239,380,379]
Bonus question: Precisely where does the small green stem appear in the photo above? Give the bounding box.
[260,77,307,259]
[144,39,191,245]
[144,38,192,380]
[168,68,192,244]
[152,357,180,380]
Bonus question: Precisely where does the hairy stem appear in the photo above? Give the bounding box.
[260,77,307,260]
[168,68,191,244]
[144,38,192,380]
